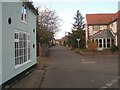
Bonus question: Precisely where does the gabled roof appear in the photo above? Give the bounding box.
[91,29,115,39]
[110,10,120,23]
[86,14,115,25]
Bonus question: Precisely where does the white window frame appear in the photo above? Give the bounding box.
[14,30,31,69]
[21,4,27,23]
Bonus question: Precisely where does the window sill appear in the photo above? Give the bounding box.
[21,20,27,25]
[15,60,31,69]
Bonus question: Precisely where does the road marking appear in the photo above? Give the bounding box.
[111,80,116,83]
[101,86,107,88]
[92,80,94,82]
[117,76,120,79]
[82,58,85,61]
[81,58,96,64]
[106,83,113,87]
[100,77,118,89]
[82,61,96,64]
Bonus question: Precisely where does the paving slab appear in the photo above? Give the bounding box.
[12,69,45,88]
[11,57,47,88]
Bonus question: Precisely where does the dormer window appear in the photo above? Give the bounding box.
[21,4,27,22]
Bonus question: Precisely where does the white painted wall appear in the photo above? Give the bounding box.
[85,24,88,48]
[2,2,36,84]
[100,25,108,30]
[109,21,117,33]
[0,1,2,86]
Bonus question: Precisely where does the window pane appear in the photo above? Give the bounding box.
[23,34,26,40]
[15,42,16,48]
[107,39,110,43]
[22,5,24,14]
[17,49,19,57]
[15,33,16,39]
[95,39,98,43]
[28,54,30,60]
[16,42,19,48]
[15,50,17,57]
[24,7,27,14]
[104,44,106,48]
[28,48,30,54]
[99,44,102,48]
[20,56,22,64]
[25,55,27,62]
[15,58,17,65]
[25,48,27,54]
[94,25,99,30]
[28,42,30,47]
[107,44,110,48]
[112,39,114,45]
[103,39,105,43]
[99,39,102,43]
[15,31,30,66]
[21,14,23,20]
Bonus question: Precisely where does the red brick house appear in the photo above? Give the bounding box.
[86,10,120,50]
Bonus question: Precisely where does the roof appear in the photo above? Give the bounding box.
[86,10,120,25]
[24,2,38,15]
[110,10,120,23]
[86,14,115,25]
[91,29,115,39]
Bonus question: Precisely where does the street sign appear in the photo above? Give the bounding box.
[76,38,80,49]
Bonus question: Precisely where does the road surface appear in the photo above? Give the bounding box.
[39,45,118,88]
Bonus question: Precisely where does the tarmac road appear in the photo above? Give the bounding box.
[39,45,118,88]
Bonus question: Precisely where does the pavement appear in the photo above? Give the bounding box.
[11,57,47,88]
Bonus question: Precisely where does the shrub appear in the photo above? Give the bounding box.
[110,45,118,52]
[88,40,98,51]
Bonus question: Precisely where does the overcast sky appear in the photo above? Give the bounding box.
[32,0,119,39]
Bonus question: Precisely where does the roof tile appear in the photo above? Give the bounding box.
[86,14,115,25]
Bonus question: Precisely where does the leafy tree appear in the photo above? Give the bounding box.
[72,10,85,31]
[67,10,85,49]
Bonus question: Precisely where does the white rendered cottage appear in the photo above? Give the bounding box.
[0,0,38,88]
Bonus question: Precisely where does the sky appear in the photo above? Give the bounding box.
[32,0,119,39]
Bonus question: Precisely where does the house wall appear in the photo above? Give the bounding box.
[109,21,117,33]
[85,24,88,47]
[109,21,117,46]
[99,25,108,30]
[0,1,2,86]
[88,25,107,36]
[2,2,36,84]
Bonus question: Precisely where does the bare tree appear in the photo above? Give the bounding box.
[36,7,61,45]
